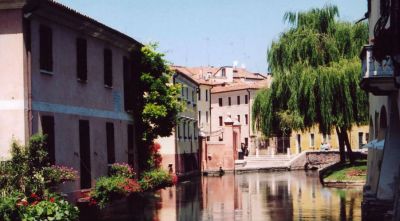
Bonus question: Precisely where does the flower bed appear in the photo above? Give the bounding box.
[0,134,79,221]
[89,163,177,209]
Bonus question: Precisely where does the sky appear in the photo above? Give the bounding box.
[57,0,366,73]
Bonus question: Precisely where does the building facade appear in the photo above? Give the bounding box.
[360,0,400,219]
[157,71,200,176]
[0,0,140,193]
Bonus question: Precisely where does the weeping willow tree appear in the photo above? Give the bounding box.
[253,5,369,163]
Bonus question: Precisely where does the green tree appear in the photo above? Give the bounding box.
[252,5,369,163]
[132,44,183,171]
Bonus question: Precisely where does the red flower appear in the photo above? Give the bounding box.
[30,193,39,199]
[31,200,39,206]
[16,199,28,207]
[49,197,55,203]
[172,175,178,185]
[89,198,97,206]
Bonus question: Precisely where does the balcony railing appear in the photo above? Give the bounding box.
[360,45,397,95]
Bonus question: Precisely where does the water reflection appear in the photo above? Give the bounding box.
[94,171,362,221]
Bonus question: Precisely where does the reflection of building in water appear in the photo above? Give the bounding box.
[155,172,362,221]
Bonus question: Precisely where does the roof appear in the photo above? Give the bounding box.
[211,79,270,93]
[1,0,143,47]
[171,65,270,86]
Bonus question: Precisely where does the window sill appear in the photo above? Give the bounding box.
[104,85,113,89]
[40,70,54,75]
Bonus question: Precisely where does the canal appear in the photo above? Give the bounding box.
[89,171,362,221]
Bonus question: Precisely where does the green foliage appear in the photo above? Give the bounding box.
[0,134,77,195]
[0,192,78,221]
[90,176,141,208]
[133,43,184,170]
[21,198,79,221]
[253,5,368,136]
[0,191,23,221]
[324,160,367,182]
[109,163,136,179]
[139,169,173,191]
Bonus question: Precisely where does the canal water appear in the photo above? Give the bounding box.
[93,170,362,221]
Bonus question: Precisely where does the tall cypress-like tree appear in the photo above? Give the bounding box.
[252,5,369,162]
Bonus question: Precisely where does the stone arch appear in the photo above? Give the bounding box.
[378,106,388,140]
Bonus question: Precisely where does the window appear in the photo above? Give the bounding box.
[206,111,209,123]
[198,88,201,100]
[237,96,240,105]
[358,132,364,148]
[104,48,113,87]
[106,122,115,164]
[310,133,315,147]
[79,120,91,189]
[221,68,226,77]
[194,123,198,140]
[123,56,134,111]
[228,97,231,106]
[181,87,184,97]
[366,133,370,142]
[237,115,240,122]
[183,122,187,139]
[186,87,189,99]
[177,122,181,139]
[219,116,223,126]
[199,111,201,124]
[127,124,134,166]
[219,98,223,106]
[245,114,248,125]
[41,116,55,165]
[245,95,248,104]
[188,122,191,140]
[76,38,87,81]
[192,90,195,102]
[206,89,208,101]
[39,25,53,72]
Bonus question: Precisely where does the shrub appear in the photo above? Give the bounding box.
[90,176,141,208]
[21,197,79,221]
[0,192,78,221]
[139,169,173,191]
[109,163,135,179]
[42,165,78,186]
[0,191,24,221]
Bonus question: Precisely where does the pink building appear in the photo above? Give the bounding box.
[0,0,141,193]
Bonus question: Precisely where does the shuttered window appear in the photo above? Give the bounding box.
[104,48,113,87]
[39,25,53,72]
[106,122,115,164]
[76,38,87,81]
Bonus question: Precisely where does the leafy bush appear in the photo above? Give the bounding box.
[0,192,78,221]
[139,169,173,191]
[0,134,79,220]
[109,163,135,179]
[90,176,141,208]
[21,197,79,221]
[0,191,23,221]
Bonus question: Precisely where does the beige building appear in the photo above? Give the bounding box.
[359,0,400,219]
[289,125,369,154]
[157,71,200,176]
[0,0,141,193]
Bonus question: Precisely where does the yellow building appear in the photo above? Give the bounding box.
[288,125,369,154]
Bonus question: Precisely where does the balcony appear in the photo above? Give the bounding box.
[360,45,398,95]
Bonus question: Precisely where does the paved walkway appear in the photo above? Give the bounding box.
[235,154,295,171]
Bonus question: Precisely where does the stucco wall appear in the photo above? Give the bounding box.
[0,9,27,159]
[211,90,251,145]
